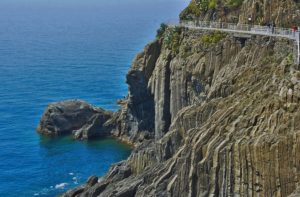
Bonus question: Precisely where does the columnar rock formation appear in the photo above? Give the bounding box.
[60,26,300,196]
[35,0,300,196]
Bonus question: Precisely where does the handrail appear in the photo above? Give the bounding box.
[167,20,300,64]
[167,20,298,40]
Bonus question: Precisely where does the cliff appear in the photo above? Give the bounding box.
[61,26,300,196]
[180,0,300,27]
[34,0,300,196]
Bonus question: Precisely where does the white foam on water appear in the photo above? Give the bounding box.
[55,183,68,189]
[72,176,78,184]
[33,182,71,196]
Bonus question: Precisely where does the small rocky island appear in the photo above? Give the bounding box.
[37,100,112,140]
[37,0,300,196]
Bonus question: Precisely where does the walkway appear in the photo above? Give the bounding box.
[169,20,300,64]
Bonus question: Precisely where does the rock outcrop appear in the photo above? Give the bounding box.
[62,24,300,196]
[181,0,300,27]
[109,40,162,143]
[37,100,112,139]
[33,0,300,196]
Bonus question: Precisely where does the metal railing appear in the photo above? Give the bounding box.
[167,20,300,64]
[168,20,298,40]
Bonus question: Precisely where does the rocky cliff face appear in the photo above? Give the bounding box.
[108,41,161,143]
[180,0,300,27]
[61,21,300,196]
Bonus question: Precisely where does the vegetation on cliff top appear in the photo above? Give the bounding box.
[180,0,300,27]
[157,23,228,57]
[157,24,183,55]
[180,0,244,20]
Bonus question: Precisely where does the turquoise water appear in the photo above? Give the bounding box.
[0,0,188,196]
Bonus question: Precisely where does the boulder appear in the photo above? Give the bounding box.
[86,176,98,187]
[73,113,112,140]
[37,100,112,139]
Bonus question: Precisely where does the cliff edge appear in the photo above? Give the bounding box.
[36,0,300,196]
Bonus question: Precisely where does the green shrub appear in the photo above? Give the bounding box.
[208,0,217,9]
[190,1,202,15]
[180,1,202,20]
[163,27,183,55]
[225,0,244,7]
[287,53,294,62]
[180,0,228,20]
[156,23,168,39]
[201,31,227,44]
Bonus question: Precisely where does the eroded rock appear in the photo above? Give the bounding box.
[62,27,300,196]
[37,100,112,139]
[87,176,98,187]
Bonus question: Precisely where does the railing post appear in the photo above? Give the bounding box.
[297,32,300,65]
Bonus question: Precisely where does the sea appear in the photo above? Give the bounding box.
[0,0,188,196]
